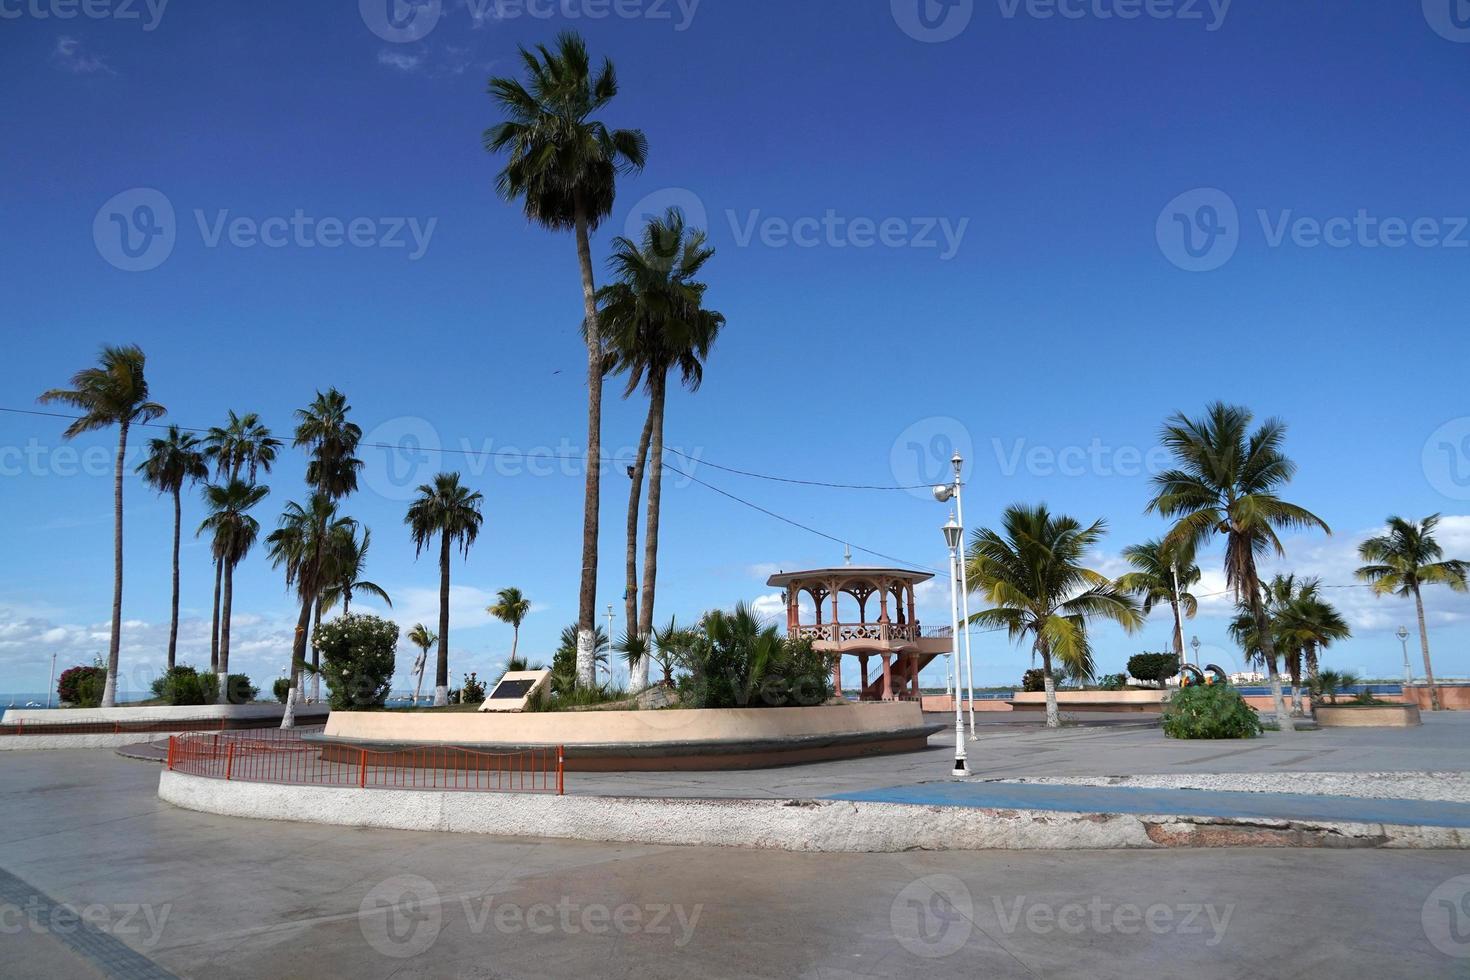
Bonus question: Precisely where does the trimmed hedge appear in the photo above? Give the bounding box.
[1162,684,1262,740]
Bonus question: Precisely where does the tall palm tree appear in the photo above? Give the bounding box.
[486,31,647,690]
[319,525,392,617]
[1357,514,1468,710]
[1147,403,1330,733]
[487,587,532,663]
[199,480,269,697]
[39,345,165,707]
[966,504,1143,728]
[406,473,485,706]
[1262,575,1309,714]
[407,623,436,706]
[599,209,724,689]
[1116,537,1201,660]
[267,495,356,726]
[203,411,281,670]
[136,426,208,669]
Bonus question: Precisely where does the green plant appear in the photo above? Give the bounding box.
[57,662,106,706]
[1162,684,1263,739]
[152,665,207,706]
[313,613,400,710]
[675,604,834,709]
[525,684,630,712]
[1098,673,1129,692]
[1350,689,1388,706]
[406,473,485,706]
[1021,669,1049,693]
[461,672,487,705]
[1309,669,1361,705]
[208,673,259,705]
[272,678,291,704]
[1127,653,1181,688]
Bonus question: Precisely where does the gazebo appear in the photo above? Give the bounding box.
[766,565,952,701]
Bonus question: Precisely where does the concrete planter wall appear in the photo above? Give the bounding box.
[1315,703,1422,728]
[1,703,330,726]
[1008,690,1164,713]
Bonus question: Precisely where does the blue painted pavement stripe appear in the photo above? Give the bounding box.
[826,782,1470,828]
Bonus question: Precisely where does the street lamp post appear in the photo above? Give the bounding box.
[1397,626,1412,688]
[942,513,969,778]
[47,653,57,709]
[1190,635,1201,669]
[934,456,976,738]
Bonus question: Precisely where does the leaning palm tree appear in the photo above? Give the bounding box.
[267,495,356,726]
[136,425,208,669]
[487,587,532,663]
[39,344,165,707]
[199,480,270,698]
[599,209,724,689]
[1357,514,1468,710]
[406,473,485,706]
[966,504,1143,728]
[1147,403,1330,733]
[319,525,392,617]
[1116,537,1201,660]
[407,624,436,706]
[486,31,647,690]
[202,411,281,670]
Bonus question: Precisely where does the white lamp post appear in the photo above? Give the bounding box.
[606,604,617,688]
[1397,626,1412,688]
[934,456,976,738]
[47,652,57,709]
[942,513,969,778]
[1190,635,1201,668]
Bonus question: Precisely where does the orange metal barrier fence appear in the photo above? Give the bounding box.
[166,731,564,795]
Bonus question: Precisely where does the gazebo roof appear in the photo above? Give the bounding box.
[765,565,935,588]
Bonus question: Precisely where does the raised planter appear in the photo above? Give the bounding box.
[1315,703,1422,728]
[1007,690,1164,713]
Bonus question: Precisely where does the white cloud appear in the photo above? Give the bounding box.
[51,36,112,74]
[377,49,424,73]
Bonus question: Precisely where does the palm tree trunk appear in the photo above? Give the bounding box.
[219,560,234,703]
[167,486,181,671]
[638,371,668,650]
[102,420,128,708]
[1040,648,1060,729]
[511,625,520,663]
[310,596,323,702]
[1413,584,1442,710]
[574,201,601,692]
[1248,579,1294,733]
[209,557,223,673]
[1288,647,1303,715]
[435,533,451,706]
[280,596,312,728]
[1170,598,1185,660]
[1305,641,1320,684]
[625,407,654,692]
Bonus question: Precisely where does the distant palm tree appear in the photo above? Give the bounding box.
[487,587,532,663]
[407,623,436,706]
[199,480,270,695]
[1116,537,1201,660]
[320,525,392,617]
[1277,578,1351,709]
[267,495,356,726]
[599,209,724,688]
[203,411,281,670]
[406,474,485,706]
[486,30,647,690]
[39,344,165,707]
[1147,403,1330,733]
[1357,514,1468,710]
[136,425,208,669]
[966,504,1143,728]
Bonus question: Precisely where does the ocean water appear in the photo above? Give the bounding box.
[0,692,155,709]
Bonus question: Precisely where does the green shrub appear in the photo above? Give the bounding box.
[314,614,399,710]
[152,666,207,706]
[675,604,834,709]
[272,678,291,704]
[1128,652,1181,688]
[206,673,259,705]
[461,672,487,705]
[1021,669,1050,693]
[58,662,106,707]
[1098,673,1129,692]
[1162,684,1262,740]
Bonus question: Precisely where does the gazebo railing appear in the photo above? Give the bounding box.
[793,623,921,644]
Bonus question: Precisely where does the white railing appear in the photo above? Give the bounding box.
[792,623,921,644]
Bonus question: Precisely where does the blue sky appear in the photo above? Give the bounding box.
[2,1,1469,697]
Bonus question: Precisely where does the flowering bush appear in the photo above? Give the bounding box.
[58,662,106,707]
[313,614,400,710]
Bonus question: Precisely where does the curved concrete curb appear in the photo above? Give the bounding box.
[1,732,170,751]
[157,770,1470,851]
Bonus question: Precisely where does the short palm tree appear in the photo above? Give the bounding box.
[39,344,165,707]
[406,473,485,706]
[1276,579,1351,710]
[554,623,609,694]
[1116,537,1201,660]
[319,525,391,617]
[203,411,281,670]
[487,587,532,663]
[966,504,1143,728]
[1147,403,1330,733]
[599,209,724,689]
[136,425,208,669]
[1356,514,1468,710]
[407,623,436,706]
[199,480,270,693]
[486,31,647,690]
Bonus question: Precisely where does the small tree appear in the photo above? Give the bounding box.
[58,661,107,707]
[314,614,400,710]
[1128,652,1181,688]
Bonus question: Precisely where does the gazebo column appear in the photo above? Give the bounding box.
[860,654,870,699]
[832,654,843,700]
[881,654,893,701]
[907,584,917,628]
